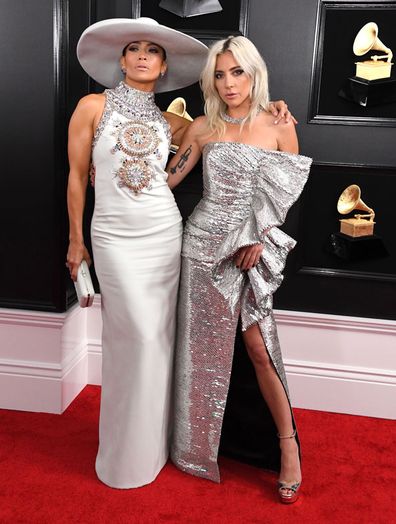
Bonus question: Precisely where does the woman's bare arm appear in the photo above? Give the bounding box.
[66,94,104,280]
[163,111,192,147]
[276,119,299,154]
[166,116,207,189]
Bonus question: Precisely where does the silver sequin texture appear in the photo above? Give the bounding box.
[171,142,312,482]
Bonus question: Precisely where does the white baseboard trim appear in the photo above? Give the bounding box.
[0,302,395,418]
[284,360,396,419]
[86,296,103,386]
[275,310,396,420]
[87,340,102,386]
[0,305,88,413]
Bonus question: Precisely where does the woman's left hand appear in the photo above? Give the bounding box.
[269,100,298,125]
[234,244,263,271]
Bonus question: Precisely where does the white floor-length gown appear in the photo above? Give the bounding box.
[90,81,182,488]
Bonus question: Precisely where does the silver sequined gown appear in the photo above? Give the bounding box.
[171,142,312,482]
[91,82,182,488]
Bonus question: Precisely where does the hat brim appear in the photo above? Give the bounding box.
[77,18,208,92]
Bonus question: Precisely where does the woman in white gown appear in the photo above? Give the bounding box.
[66,18,207,489]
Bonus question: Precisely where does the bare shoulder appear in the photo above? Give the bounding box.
[258,109,291,127]
[189,116,215,149]
[261,111,296,135]
[74,93,105,116]
[187,115,211,137]
[275,117,296,134]
[174,114,208,139]
[275,119,298,154]
[188,115,207,131]
[191,115,207,126]
[255,111,298,153]
[69,94,106,132]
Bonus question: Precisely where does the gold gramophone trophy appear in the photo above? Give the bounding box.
[328,184,387,260]
[166,97,193,153]
[353,22,393,80]
[339,22,396,107]
[337,184,375,237]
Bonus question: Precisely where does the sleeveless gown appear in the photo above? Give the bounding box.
[171,141,312,482]
[91,82,182,488]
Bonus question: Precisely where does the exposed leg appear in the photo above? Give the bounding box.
[242,322,301,498]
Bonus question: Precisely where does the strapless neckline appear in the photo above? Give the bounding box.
[202,141,306,160]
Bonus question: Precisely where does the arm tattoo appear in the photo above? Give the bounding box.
[170,145,192,175]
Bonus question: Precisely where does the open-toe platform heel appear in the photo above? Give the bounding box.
[277,429,301,504]
[277,480,301,504]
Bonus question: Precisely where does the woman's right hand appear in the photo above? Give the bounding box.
[66,241,91,281]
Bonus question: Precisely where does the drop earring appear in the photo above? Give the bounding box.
[121,67,127,74]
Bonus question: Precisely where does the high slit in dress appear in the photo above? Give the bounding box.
[171,141,312,482]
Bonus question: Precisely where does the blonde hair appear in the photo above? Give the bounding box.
[200,36,270,137]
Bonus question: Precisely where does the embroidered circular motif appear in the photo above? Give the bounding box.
[117,159,152,194]
[117,122,160,157]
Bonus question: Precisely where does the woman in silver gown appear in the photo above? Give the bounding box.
[168,36,312,503]
[66,17,207,489]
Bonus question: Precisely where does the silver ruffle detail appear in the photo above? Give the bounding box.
[212,150,312,329]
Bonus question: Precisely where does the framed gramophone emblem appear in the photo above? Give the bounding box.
[308,0,396,127]
[327,183,388,261]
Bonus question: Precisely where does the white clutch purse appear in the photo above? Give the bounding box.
[74,260,95,307]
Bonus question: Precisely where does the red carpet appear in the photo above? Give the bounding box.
[0,386,394,523]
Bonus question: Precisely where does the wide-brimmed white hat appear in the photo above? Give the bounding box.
[77,17,208,92]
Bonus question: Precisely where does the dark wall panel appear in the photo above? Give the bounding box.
[249,0,396,167]
[0,0,94,311]
[248,0,396,319]
[0,0,57,310]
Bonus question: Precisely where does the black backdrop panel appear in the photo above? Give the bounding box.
[0,0,58,310]
[299,164,395,278]
[274,163,396,320]
[248,0,396,321]
[0,0,95,311]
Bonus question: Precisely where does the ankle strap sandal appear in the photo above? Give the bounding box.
[277,429,296,439]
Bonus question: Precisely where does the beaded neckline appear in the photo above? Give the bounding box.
[114,81,155,106]
[92,81,172,149]
[220,107,263,125]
